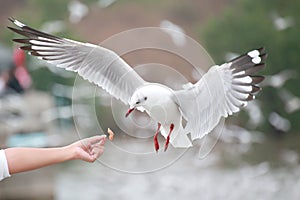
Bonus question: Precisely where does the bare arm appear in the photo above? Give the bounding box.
[4,135,106,175]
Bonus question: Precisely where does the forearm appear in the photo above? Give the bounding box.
[2,135,105,176]
[4,146,74,174]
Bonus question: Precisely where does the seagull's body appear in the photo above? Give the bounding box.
[8,18,266,152]
[131,84,192,150]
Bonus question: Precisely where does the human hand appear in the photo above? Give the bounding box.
[68,135,106,163]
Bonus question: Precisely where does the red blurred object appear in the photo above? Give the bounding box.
[13,48,32,89]
[13,47,26,67]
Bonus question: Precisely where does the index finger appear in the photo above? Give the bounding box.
[85,135,107,144]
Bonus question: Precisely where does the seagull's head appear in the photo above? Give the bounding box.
[125,91,149,117]
[125,84,168,118]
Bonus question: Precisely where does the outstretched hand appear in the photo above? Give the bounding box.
[68,135,106,163]
[3,135,107,176]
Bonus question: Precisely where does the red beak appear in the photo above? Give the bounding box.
[125,108,135,117]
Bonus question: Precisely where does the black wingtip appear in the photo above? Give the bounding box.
[258,47,265,53]
[12,38,30,44]
[251,85,262,93]
[246,94,255,101]
[7,26,14,31]
[8,17,15,23]
[260,53,268,60]
[8,17,27,28]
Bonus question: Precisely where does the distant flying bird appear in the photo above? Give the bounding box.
[8,18,266,152]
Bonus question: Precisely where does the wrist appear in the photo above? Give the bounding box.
[62,145,77,161]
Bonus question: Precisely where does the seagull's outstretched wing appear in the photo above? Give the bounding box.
[174,48,266,140]
[8,18,146,104]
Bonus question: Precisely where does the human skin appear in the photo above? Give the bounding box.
[4,135,106,174]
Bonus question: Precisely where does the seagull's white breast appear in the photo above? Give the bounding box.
[138,84,181,125]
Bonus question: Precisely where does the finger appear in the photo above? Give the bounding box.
[77,138,93,148]
[92,148,104,157]
[92,146,105,160]
[99,137,106,145]
[78,149,95,162]
[92,143,105,152]
[92,144,104,153]
[87,135,107,145]
[90,136,106,146]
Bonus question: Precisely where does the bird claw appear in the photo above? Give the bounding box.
[164,136,170,152]
[154,123,161,152]
[164,124,174,152]
[153,123,173,152]
[154,139,159,152]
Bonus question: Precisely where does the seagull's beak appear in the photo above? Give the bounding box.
[125,107,135,117]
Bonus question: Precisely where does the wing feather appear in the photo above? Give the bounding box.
[174,48,266,140]
[8,18,145,104]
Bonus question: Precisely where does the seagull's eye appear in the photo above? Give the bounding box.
[144,97,147,101]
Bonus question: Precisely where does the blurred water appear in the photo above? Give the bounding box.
[54,138,300,200]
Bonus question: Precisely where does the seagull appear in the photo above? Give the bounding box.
[8,18,266,152]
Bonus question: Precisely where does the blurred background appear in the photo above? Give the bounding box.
[0,0,300,199]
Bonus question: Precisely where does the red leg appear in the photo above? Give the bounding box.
[154,123,161,152]
[164,124,174,152]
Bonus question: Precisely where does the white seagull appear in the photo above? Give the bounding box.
[8,18,266,152]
